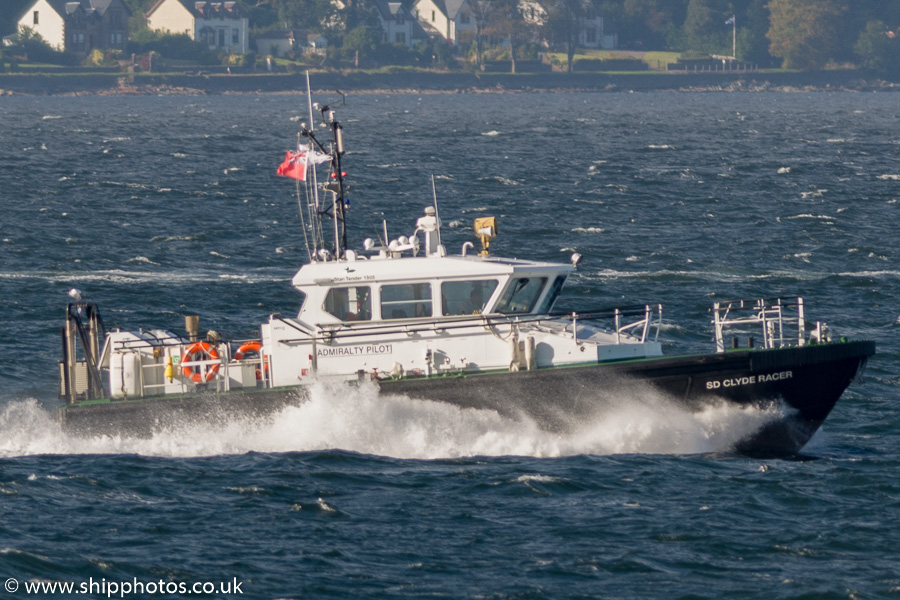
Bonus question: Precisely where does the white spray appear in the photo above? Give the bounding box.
[0,381,784,459]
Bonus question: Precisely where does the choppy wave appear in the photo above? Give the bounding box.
[149,235,206,243]
[0,381,780,459]
[126,256,160,266]
[0,269,283,285]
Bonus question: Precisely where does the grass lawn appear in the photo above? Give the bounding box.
[546,50,683,71]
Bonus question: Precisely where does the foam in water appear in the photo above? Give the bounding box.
[0,380,783,459]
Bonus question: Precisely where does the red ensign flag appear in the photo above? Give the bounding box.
[276,151,307,181]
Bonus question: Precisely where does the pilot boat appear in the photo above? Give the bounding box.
[56,103,875,455]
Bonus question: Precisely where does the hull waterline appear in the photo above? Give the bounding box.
[59,340,873,455]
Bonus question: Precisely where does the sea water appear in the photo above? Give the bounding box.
[0,92,898,599]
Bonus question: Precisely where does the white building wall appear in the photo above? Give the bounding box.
[146,0,195,37]
[382,15,415,46]
[414,0,451,42]
[147,0,248,54]
[579,16,615,50]
[257,38,290,57]
[453,14,476,42]
[18,0,66,50]
[195,13,248,54]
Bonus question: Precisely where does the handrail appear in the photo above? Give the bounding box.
[282,304,664,345]
[110,333,261,350]
[712,297,807,353]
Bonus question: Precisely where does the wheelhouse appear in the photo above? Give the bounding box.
[291,255,575,325]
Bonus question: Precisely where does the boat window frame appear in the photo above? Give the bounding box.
[440,279,499,316]
[380,282,433,320]
[536,275,567,314]
[322,285,373,322]
[495,277,548,315]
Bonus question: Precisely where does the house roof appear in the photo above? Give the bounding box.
[374,0,407,20]
[429,0,468,19]
[413,21,443,39]
[146,0,246,19]
[29,0,127,18]
[255,28,298,42]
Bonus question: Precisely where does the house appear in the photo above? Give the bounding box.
[375,0,425,47]
[579,8,616,50]
[517,0,616,50]
[145,0,249,55]
[412,0,475,45]
[15,0,130,55]
[306,33,327,55]
[255,29,296,57]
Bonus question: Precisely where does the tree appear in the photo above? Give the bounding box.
[127,29,220,64]
[485,0,538,72]
[0,0,32,38]
[682,0,731,53]
[854,20,900,75]
[606,0,687,50]
[741,0,773,64]
[340,26,381,66]
[270,0,335,30]
[6,27,78,65]
[465,0,494,70]
[542,0,589,72]
[683,0,713,44]
[766,0,847,70]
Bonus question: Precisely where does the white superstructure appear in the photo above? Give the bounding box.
[261,217,663,389]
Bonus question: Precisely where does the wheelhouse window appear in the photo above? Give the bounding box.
[441,280,498,316]
[324,286,371,321]
[496,277,547,314]
[381,283,432,319]
[536,275,566,314]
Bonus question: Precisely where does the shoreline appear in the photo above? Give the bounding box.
[1,69,898,96]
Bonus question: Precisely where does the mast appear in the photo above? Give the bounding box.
[301,105,348,260]
[329,110,348,256]
[305,72,323,255]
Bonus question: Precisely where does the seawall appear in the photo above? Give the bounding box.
[0,69,897,96]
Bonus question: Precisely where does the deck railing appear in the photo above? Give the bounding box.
[303,304,663,345]
[712,297,811,353]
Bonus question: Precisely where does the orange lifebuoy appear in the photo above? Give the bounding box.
[181,341,221,383]
[234,340,267,380]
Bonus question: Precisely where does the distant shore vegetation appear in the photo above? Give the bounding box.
[2,0,900,77]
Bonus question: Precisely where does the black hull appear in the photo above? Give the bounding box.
[381,340,875,455]
[59,341,874,455]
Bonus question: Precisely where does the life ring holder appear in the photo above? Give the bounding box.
[234,340,268,381]
[181,341,221,383]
